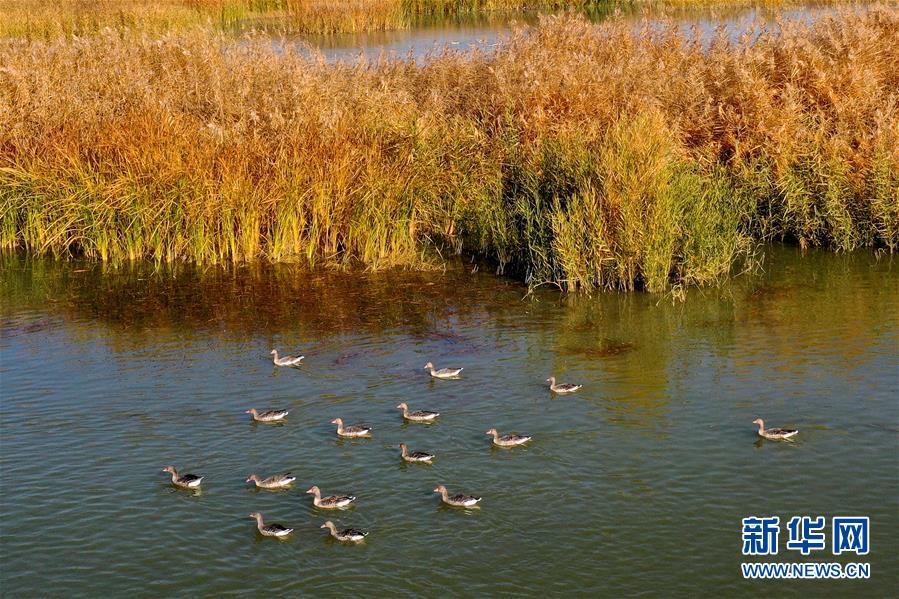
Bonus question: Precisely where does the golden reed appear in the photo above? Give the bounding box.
[1,7,897,291]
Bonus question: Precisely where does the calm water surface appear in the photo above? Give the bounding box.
[1,247,897,597]
[284,1,854,62]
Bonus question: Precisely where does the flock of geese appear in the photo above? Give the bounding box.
[162,349,798,542]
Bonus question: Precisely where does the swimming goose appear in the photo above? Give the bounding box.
[396,403,439,422]
[399,443,435,463]
[248,512,293,538]
[433,485,481,508]
[307,486,356,509]
[320,521,368,543]
[161,466,203,489]
[424,362,463,379]
[331,418,371,438]
[485,428,532,447]
[271,349,304,367]
[246,473,296,489]
[245,408,289,422]
[546,377,582,394]
[753,418,799,440]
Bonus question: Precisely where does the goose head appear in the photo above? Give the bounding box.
[245,474,260,484]
[306,486,320,495]
[433,485,446,494]
[752,418,764,426]
[331,418,343,426]
[546,377,555,384]
[320,521,336,531]
[162,466,176,474]
[396,403,408,410]
[424,362,434,370]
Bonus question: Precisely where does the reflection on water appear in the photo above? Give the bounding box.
[1,246,897,596]
[270,2,852,62]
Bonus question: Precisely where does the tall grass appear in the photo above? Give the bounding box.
[1,8,897,291]
[0,1,856,37]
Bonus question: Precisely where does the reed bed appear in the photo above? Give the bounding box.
[0,1,854,38]
[2,8,897,291]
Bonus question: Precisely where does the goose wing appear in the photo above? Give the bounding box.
[409,451,434,460]
[769,428,798,436]
[503,434,531,443]
[264,523,291,534]
[411,410,439,419]
[345,425,371,434]
[322,494,355,506]
[259,409,288,419]
[178,474,202,484]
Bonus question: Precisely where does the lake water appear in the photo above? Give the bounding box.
[285,1,851,62]
[1,246,897,596]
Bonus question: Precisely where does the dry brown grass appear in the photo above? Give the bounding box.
[1,7,897,290]
[0,1,858,37]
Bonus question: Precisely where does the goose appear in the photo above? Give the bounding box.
[248,512,293,538]
[399,443,435,463]
[246,473,296,489]
[424,362,463,379]
[485,428,532,447]
[161,466,203,489]
[753,418,799,440]
[331,418,371,438]
[396,402,439,422]
[245,408,289,423]
[546,377,582,394]
[307,486,356,509]
[320,521,368,543]
[271,349,304,367]
[433,485,481,508]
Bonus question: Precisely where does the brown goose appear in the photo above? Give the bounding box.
[246,473,296,489]
[396,402,440,422]
[433,485,481,508]
[320,521,368,543]
[753,418,799,440]
[546,377,582,394]
[270,349,304,367]
[424,362,463,379]
[331,418,371,438]
[248,512,293,538]
[161,466,203,489]
[245,408,289,423]
[485,428,532,447]
[399,443,435,463]
[306,486,356,509]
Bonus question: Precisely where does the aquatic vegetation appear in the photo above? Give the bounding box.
[0,0,855,37]
[1,7,897,291]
